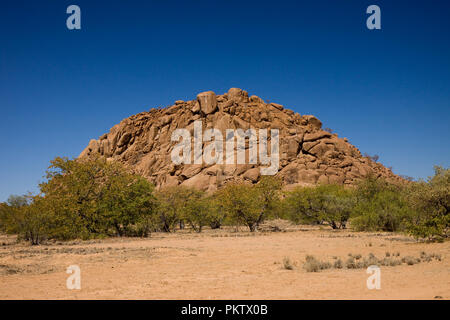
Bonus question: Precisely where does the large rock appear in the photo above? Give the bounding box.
[79,88,404,190]
[243,168,260,182]
[227,88,248,103]
[197,91,217,114]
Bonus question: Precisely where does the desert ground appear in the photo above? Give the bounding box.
[0,224,449,300]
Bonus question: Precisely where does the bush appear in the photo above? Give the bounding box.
[0,195,30,234]
[184,190,211,233]
[3,157,157,243]
[154,186,195,232]
[218,183,261,232]
[404,166,449,241]
[218,177,282,232]
[13,196,54,245]
[282,257,295,270]
[303,255,332,272]
[205,193,227,230]
[333,258,343,269]
[284,184,354,229]
[0,195,51,244]
[350,176,409,232]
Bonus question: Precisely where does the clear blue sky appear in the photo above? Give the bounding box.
[1,0,449,201]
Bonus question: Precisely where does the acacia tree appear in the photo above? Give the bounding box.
[207,193,227,229]
[219,183,262,232]
[0,195,32,236]
[0,195,29,233]
[38,156,156,239]
[15,196,55,245]
[217,177,282,232]
[319,186,355,229]
[184,190,211,233]
[405,166,449,240]
[155,186,197,232]
[350,176,409,232]
[254,176,283,228]
[284,184,354,229]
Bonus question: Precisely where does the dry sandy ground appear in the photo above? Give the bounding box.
[0,225,449,299]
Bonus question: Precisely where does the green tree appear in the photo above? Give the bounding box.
[0,194,32,235]
[0,195,54,245]
[155,186,195,232]
[284,184,354,229]
[207,193,227,229]
[405,166,449,240]
[218,183,262,232]
[38,156,156,239]
[15,196,55,245]
[184,190,211,233]
[254,176,283,226]
[350,176,409,232]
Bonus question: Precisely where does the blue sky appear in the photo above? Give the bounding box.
[1,0,449,201]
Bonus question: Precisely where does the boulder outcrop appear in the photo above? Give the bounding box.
[79,88,403,190]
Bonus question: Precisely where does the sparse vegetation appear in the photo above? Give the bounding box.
[350,176,409,232]
[0,157,157,243]
[333,258,343,269]
[363,153,380,163]
[301,250,442,272]
[0,159,448,245]
[404,166,449,241]
[284,184,354,229]
[303,255,332,272]
[282,257,295,270]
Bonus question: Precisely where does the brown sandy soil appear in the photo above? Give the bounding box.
[0,225,449,300]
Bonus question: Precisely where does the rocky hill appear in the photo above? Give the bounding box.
[79,88,402,191]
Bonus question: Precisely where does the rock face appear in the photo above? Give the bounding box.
[79,88,403,191]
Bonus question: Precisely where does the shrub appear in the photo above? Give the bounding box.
[283,257,294,270]
[303,255,332,272]
[402,256,419,265]
[363,153,379,162]
[333,258,343,269]
[0,195,53,245]
[380,257,401,266]
[217,183,261,232]
[284,184,354,229]
[218,177,282,232]
[155,186,195,232]
[4,157,157,242]
[345,257,358,269]
[0,195,30,234]
[206,193,227,229]
[404,166,449,241]
[184,191,212,233]
[350,176,409,232]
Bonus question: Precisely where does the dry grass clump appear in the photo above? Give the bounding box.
[303,255,332,272]
[0,263,55,275]
[346,253,379,269]
[345,256,358,269]
[302,250,443,272]
[282,257,295,270]
[402,256,421,265]
[379,257,402,266]
[333,258,343,269]
[420,251,441,262]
